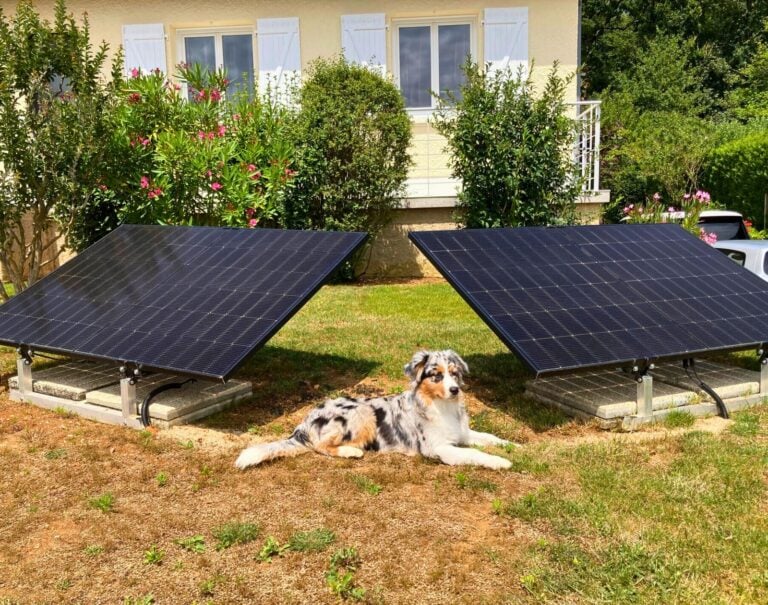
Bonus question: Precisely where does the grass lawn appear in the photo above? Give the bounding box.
[1,281,767,604]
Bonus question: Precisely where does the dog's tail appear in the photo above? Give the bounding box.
[235,430,311,469]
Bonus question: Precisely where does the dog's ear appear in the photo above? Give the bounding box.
[404,350,430,381]
[445,350,469,377]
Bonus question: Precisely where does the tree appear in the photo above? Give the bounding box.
[432,62,580,228]
[582,0,768,107]
[0,0,119,297]
[284,57,412,243]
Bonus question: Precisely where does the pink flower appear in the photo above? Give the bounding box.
[210,182,222,191]
[668,206,675,213]
[251,170,262,181]
[218,125,227,137]
[127,92,141,104]
[247,164,257,172]
[207,132,215,140]
[699,229,718,245]
[197,131,206,141]
[623,206,630,214]
[98,184,108,191]
[248,218,259,228]
[245,207,255,218]
[210,89,222,102]
[130,67,140,78]
[284,168,297,177]
[206,170,212,177]
[173,83,182,91]
[140,175,150,189]
[683,193,692,200]
[652,192,661,202]
[148,187,163,199]
[140,137,150,147]
[233,113,241,121]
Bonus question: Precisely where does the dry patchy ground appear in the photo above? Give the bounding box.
[0,377,575,605]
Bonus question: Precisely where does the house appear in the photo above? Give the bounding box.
[1,0,608,276]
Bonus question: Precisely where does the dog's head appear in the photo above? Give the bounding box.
[404,350,469,403]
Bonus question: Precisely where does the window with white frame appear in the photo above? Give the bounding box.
[394,18,475,111]
[177,28,255,98]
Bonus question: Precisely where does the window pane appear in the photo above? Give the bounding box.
[223,34,254,98]
[185,36,216,71]
[438,24,470,101]
[399,26,432,108]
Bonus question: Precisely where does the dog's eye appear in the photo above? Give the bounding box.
[431,372,443,382]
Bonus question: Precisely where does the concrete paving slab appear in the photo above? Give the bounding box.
[526,369,697,420]
[11,361,252,428]
[85,374,251,421]
[651,360,760,400]
[9,360,120,400]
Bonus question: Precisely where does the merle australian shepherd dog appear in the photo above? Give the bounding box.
[235,350,514,470]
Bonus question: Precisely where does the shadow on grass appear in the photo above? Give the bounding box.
[201,345,378,431]
[464,351,572,432]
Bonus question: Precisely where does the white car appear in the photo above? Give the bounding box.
[713,240,768,282]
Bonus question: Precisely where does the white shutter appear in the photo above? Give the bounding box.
[257,17,301,97]
[122,24,167,76]
[341,13,386,76]
[484,8,528,77]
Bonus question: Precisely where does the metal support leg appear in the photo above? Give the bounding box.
[761,360,768,397]
[17,357,32,394]
[636,374,653,418]
[120,377,137,418]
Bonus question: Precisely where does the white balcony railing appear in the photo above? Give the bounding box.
[569,100,601,193]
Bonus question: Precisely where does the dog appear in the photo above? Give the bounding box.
[235,350,514,470]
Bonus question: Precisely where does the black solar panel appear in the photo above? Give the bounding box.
[0,225,367,380]
[410,224,768,375]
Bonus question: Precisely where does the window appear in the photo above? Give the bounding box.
[177,28,255,98]
[394,19,474,111]
[717,249,746,267]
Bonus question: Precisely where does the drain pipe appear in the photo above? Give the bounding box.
[140,379,196,427]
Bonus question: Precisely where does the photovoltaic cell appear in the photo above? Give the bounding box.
[410,224,768,375]
[0,225,367,380]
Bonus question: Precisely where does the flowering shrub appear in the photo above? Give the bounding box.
[72,64,297,249]
[622,190,718,243]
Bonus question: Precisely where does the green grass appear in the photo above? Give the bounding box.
[663,410,696,428]
[221,282,569,432]
[174,535,206,554]
[142,545,164,565]
[87,492,115,513]
[288,528,336,553]
[493,410,768,602]
[350,474,382,496]
[212,521,261,550]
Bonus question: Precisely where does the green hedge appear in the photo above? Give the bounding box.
[703,130,768,221]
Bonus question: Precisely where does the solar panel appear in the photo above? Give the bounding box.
[0,225,367,380]
[410,224,768,376]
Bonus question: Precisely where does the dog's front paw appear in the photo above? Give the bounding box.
[486,455,512,470]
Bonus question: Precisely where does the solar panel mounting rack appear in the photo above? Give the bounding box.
[410,224,768,420]
[1,224,367,426]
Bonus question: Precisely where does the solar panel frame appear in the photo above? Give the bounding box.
[0,225,367,380]
[410,224,768,376]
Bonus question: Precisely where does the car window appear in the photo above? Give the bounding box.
[763,252,768,275]
[717,248,746,266]
[698,221,744,240]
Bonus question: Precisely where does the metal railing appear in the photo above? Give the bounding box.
[569,100,601,193]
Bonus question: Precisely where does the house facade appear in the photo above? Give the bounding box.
[2,0,607,276]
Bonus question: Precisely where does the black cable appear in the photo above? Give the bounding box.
[683,359,729,419]
[140,379,196,427]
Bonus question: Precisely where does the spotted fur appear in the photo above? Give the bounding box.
[235,350,515,470]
